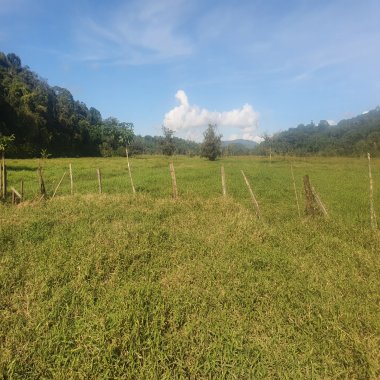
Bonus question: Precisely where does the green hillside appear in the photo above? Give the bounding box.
[257,108,380,156]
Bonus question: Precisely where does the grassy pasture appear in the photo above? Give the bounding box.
[1,156,380,378]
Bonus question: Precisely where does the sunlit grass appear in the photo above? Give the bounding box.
[1,156,379,378]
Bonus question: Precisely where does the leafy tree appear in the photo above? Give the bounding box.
[0,134,15,162]
[201,124,222,161]
[0,51,135,157]
[100,118,134,156]
[161,126,175,156]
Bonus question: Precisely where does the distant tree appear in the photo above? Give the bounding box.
[161,126,175,156]
[0,134,15,162]
[201,124,222,161]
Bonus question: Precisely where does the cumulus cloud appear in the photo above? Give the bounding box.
[163,90,260,141]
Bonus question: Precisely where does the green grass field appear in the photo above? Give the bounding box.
[1,156,380,378]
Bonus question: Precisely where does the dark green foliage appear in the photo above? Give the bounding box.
[128,134,200,156]
[201,124,222,161]
[161,126,175,156]
[0,134,15,153]
[0,52,134,157]
[256,109,380,156]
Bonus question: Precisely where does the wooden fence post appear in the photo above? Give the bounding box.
[311,186,328,218]
[126,148,136,194]
[97,168,102,194]
[1,164,7,199]
[52,172,66,198]
[290,163,301,218]
[221,166,227,197]
[169,162,178,199]
[0,163,2,197]
[69,163,73,195]
[1,152,4,199]
[4,165,7,199]
[303,175,317,216]
[38,166,46,197]
[368,153,377,229]
[11,187,22,205]
[241,170,261,219]
[303,175,328,217]
[20,180,24,201]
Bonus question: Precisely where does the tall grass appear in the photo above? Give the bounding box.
[1,156,379,378]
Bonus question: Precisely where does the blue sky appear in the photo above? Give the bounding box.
[1,0,380,141]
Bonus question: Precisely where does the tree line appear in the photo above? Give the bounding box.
[2,51,380,159]
[255,108,380,157]
[0,52,134,157]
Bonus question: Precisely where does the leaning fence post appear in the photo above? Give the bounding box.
[311,186,328,217]
[303,175,317,216]
[11,187,22,205]
[52,172,66,198]
[169,162,178,199]
[221,166,227,197]
[126,148,136,194]
[303,175,328,217]
[97,168,102,194]
[241,170,261,219]
[20,180,24,201]
[368,153,377,230]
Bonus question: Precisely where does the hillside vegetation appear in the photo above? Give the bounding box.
[257,108,380,156]
[1,156,380,378]
[2,51,380,158]
[0,52,200,158]
[0,52,136,157]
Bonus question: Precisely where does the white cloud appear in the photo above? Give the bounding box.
[327,119,337,126]
[163,90,260,141]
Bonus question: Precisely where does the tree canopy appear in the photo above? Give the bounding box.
[201,124,222,161]
[254,108,380,156]
[0,51,134,157]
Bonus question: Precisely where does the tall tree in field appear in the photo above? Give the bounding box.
[201,124,222,161]
[161,126,175,156]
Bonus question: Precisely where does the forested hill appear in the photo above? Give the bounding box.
[256,107,380,156]
[0,52,134,157]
